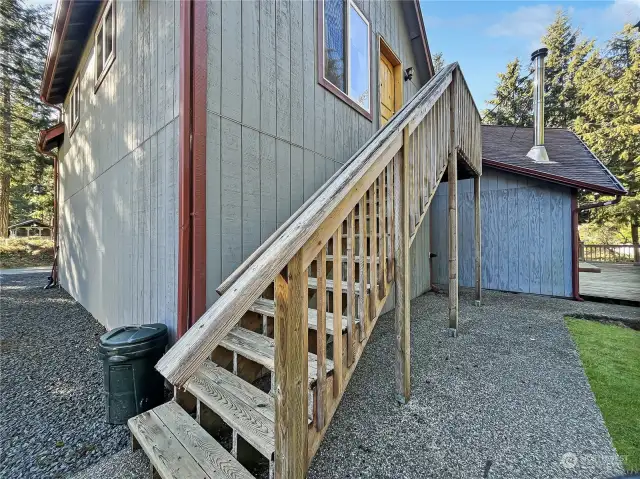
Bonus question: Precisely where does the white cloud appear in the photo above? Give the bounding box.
[485,4,558,40]
[484,0,640,47]
[606,0,640,25]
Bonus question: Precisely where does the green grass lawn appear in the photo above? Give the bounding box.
[0,237,54,269]
[566,317,640,472]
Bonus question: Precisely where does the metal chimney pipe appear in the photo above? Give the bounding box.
[527,47,551,163]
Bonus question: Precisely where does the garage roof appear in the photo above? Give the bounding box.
[482,125,627,196]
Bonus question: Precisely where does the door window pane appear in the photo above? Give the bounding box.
[348,5,369,110]
[324,0,346,92]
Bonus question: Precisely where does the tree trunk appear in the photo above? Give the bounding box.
[1,51,10,238]
[0,172,9,237]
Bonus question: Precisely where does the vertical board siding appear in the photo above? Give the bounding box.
[205,0,432,302]
[58,1,180,338]
[431,169,573,298]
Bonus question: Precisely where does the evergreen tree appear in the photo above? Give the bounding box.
[0,0,53,237]
[432,52,445,73]
[483,58,532,126]
[540,9,592,127]
[573,24,640,242]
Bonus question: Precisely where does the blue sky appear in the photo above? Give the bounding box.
[420,0,640,109]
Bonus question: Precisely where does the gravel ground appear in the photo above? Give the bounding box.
[0,273,130,478]
[308,289,638,479]
[2,272,636,478]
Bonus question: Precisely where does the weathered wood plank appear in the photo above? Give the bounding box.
[474,175,481,303]
[158,401,254,479]
[394,127,411,404]
[248,299,347,336]
[274,251,308,478]
[332,229,343,397]
[185,364,275,459]
[448,72,459,332]
[346,211,356,367]
[369,181,378,318]
[315,249,327,431]
[358,196,368,340]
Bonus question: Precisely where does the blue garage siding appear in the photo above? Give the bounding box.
[430,169,573,298]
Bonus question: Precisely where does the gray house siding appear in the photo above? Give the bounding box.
[58,0,180,338]
[431,169,573,298]
[205,0,432,307]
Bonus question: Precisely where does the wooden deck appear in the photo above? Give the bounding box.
[579,263,640,303]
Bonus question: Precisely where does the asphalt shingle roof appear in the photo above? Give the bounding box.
[482,125,627,195]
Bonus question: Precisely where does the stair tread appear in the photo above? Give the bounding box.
[308,276,371,293]
[250,297,350,335]
[128,400,253,479]
[326,254,380,263]
[185,361,313,460]
[219,327,334,385]
[186,361,276,459]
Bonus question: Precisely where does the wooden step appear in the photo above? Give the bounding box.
[128,400,254,479]
[186,360,276,459]
[341,232,383,239]
[185,361,313,461]
[249,297,349,335]
[219,327,334,385]
[308,276,370,293]
[326,254,380,264]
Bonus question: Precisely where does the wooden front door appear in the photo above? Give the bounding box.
[379,52,395,125]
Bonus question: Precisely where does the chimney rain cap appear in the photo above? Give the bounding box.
[531,47,548,61]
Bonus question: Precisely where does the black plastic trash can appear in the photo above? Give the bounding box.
[98,323,168,424]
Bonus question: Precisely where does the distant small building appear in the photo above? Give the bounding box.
[8,219,51,238]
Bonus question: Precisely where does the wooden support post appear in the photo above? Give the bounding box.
[448,71,459,335]
[332,229,343,397]
[394,128,411,404]
[274,251,308,478]
[474,175,481,306]
[632,222,639,266]
[315,249,327,431]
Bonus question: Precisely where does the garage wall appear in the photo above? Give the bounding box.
[430,168,573,298]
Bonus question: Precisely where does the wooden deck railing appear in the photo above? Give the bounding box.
[156,63,482,476]
[580,243,636,263]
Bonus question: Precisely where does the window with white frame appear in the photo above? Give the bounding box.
[69,79,79,130]
[95,0,115,89]
[321,0,371,114]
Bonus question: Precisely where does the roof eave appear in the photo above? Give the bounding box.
[401,0,434,84]
[40,0,73,105]
[413,0,435,78]
[38,123,65,153]
[483,158,628,196]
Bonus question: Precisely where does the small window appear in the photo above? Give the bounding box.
[320,0,371,118]
[69,79,79,131]
[95,0,115,90]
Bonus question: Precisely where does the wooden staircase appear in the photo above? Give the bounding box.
[129,64,482,478]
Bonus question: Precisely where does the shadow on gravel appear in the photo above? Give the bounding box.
[0,273,130,478]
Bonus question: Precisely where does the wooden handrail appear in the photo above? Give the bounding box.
[156,63,480,387]
[217,64,457,296]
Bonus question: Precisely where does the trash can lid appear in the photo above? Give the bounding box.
[100,323,168,348]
